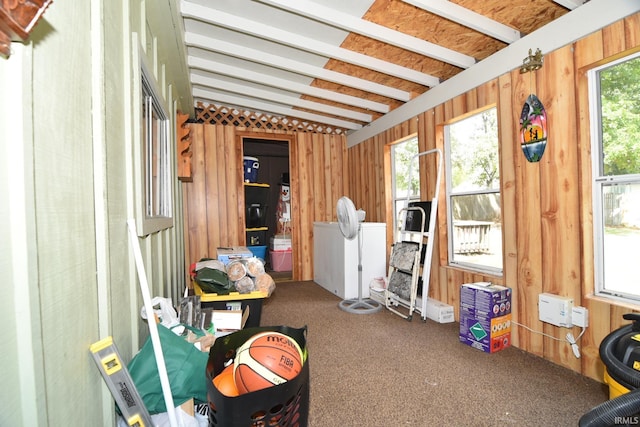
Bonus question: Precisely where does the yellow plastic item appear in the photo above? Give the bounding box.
[604,368,631,399]
[193,282,267,302]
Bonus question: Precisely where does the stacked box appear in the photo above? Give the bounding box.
[216,246,253,265]
[459,282,512,353]
[270,235,292,251]
[426,299,455,323]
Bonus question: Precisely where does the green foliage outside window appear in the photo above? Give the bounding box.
[600,55,640,176]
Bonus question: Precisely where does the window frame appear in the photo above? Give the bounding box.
[133,48,174,236]
[588,50,640,304]
[390,135,420,240]
[444,107,503,275]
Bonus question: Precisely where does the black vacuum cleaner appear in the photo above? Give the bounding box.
[580,313,640,427]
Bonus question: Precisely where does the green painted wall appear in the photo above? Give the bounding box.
[0,1,190,425]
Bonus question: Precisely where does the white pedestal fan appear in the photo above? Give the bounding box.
[336,196,383,314]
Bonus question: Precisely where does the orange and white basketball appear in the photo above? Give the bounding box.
[233,331,303,394]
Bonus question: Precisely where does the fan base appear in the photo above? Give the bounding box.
[338,298,383,314]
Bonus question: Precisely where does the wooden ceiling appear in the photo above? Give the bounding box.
[179,0,584,134]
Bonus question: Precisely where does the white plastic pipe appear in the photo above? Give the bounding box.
[127,219,179,427]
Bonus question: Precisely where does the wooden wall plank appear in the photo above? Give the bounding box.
[205,125,220,251]
[186,124,208,261]
[497,73,519,346]
[511,67,545,357]
[538,45,581,371]
[625,13,640,47]
[603,20,626,57]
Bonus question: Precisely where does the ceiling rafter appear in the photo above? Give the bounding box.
[191,72,373,123]
[193,86,363,130]
[552,0,584,10]
[187,55,390,114]
[181,0,440,87]
[256,0,476,68]
[400,0,521,43]
[184,32,412,101]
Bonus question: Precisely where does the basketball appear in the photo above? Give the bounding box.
[233,331,304,394]
[212,364,240,397]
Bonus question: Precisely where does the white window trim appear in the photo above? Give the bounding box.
[391,135,420,241]
[132,42,174,236]
[588,51,640,304]
[444,108,503,276]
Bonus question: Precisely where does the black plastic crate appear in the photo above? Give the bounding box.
[206,326,309,427]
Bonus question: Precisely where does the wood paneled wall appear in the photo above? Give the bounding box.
[182,125,348,282]
[347,13,640,381]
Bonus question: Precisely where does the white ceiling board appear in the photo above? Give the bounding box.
[185,32,413,100]
[552,0,583,10]
[188,57,390,113]
[401,0,521,43]
[190,72,373,122]
[186,47,318,87]
[182,0,354,47]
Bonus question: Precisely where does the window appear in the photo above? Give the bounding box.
[589,51,640,303]
[391,136,420,238]
[136,62,173,235]
[445,108,502,274]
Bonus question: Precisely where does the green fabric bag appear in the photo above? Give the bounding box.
[195,267,235,294]
[127,324,209,414]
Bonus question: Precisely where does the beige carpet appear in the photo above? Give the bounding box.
[259,280,609,427]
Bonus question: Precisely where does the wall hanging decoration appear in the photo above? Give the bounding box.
[519,49,547,163]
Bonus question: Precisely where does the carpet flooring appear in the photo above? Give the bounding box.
[259,280,609,427]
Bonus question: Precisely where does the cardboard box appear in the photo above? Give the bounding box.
[216,246,253,265]
[460,282,512,319]
[459,282,512,353]
[460,312,511,353]
[270,235,292,251]
[206,305,250,337]
[425,299,455,323]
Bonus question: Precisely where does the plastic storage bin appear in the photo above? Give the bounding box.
[193,283,266,328]
[271,249,292,272]
[248,245,267,260]
[206,326,309,427]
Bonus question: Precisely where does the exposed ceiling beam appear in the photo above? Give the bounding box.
[552,0,584,10]
[184,32,412,101]
[193,87,363,130]
[191,72,373,122]
[181,0,440,87]
[401,0,521,44]
[347,0,640,146]
[187,55,390,114]
[256,0,476,68]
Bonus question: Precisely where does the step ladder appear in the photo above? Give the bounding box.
[386,148,442,321]
[90,336,153,427]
